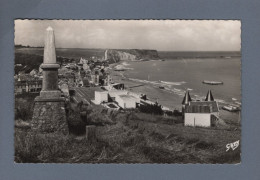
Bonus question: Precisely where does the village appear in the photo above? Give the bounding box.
[15,50,223,128]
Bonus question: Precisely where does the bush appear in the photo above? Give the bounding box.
[139,102,163,115]
[15,93,38,121]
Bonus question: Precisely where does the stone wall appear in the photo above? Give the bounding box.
[31,100,68,135]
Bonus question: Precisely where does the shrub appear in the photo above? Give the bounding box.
[15,93,38,121]
[139,102,163,115]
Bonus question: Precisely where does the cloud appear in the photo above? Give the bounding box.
[15,20,241,51]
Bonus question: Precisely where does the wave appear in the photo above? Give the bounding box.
[128,78,186,87]
[159,80,186,86]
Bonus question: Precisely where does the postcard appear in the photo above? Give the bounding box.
[14,20,241,163]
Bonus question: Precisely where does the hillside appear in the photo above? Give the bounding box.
[15,105,241,163]
[105,49,160,63]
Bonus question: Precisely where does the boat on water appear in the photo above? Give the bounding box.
[202,80,224,85]
[222,105,240,112]
[159,86,165,89]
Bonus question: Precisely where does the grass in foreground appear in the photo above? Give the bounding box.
[15,106,240,163]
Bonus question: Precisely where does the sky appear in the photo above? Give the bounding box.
[15,20,241,51]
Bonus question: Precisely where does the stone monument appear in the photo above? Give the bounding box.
[32,27,68,134]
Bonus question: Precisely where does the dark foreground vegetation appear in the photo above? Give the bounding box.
[15,101,241,163]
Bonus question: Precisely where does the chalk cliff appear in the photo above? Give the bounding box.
[105,49,159,63]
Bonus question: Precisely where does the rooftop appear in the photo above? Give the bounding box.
[73,87,106,104]
[119,94,137,101]
[185,101,219,113]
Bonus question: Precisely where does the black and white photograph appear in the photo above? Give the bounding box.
[14,20,241,163]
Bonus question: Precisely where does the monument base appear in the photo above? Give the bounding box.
[40,90,61,99]
[32,96,69,135]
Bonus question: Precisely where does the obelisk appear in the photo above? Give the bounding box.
[32,27,68,135]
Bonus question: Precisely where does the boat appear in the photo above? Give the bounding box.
[235,101,241,105]
[159,86,165,89]
[202,80,224,85]
[222,105,240,112]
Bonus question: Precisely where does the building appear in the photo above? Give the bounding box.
[116,94,137,109]
[108,90,128,101]
[30,69,38,76]
[103,74,112,86]
[108,90,139,109]
[79,57,88,64]
[92,89,139,109]
[91,74,99,86]
[83,63,90,71]
[182,90,219,127]
[92,91,108,104]
[15,80,42,94]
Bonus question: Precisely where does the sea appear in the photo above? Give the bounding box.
[122,57,241,123]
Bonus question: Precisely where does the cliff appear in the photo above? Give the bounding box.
[105,49,160,63]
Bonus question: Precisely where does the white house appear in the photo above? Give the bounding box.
[116,95,137,109]
[107,90,140,109]
[108,90,128,101]
[182,90,219,127]
[93,91,108,104]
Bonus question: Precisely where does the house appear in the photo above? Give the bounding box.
[92,89,140,109]
[15,80,42,94]
[103,75,112,86]
[30,69,38,76]
[79,57,88,64]
[108,90,139,109]
[182,90,219,127]
[108,90,128,101]
[91,74,99,86]
[93,91,108,104]
[116,94,137,109]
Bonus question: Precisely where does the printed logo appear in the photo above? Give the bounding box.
[226,140,240,152]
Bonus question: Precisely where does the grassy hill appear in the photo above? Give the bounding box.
[15,105,240,163]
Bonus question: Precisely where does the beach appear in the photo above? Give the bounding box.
[109,58,241,124]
